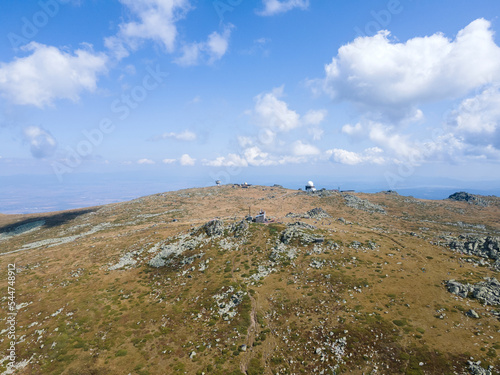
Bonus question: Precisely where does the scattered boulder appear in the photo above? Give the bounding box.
[466,309,480,319]
[285,207,331,220]
[280,222,323,245]
[447,235,500,271]
[229,219,249,237]
[204,219,224,237]
[306,207,331,219]
[343,194,386,214]
[149,235,204,268]
[447,278,500,306]
[468,361,493,375]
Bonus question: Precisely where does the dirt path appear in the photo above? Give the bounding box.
[240,293,257,374]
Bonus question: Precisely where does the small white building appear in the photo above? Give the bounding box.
[305,181,316,192]
[254,210,266,223]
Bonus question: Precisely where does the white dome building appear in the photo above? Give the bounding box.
[305,181,316,192]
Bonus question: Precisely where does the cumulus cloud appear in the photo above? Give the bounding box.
[0,42,107,108]
[203,153,248,167]
[180,153,195,166]
[303,109,327,125]
[23,126,57,159]
[257,0,309,16]
[202,146,273,167]
[162,158,176,164]
[105,0,191,59]
[138,158,155,164]
[292,140,320,156]
[203,143,323,167]
[341,123,364,137]
[151,130,197,141]
[326,147,385,165]
[253,86,326,134]
[175,25,233,66]
[319,19,500,121]
[449,85,500,149]
[254,86,300,131]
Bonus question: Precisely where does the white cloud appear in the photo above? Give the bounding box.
[257,0,309,16]
[175,25,233,66]
[320,19,500,120]
[105,0,191,59]
[162,158,176,164]
[450,85,500,149]
[303,109,327,125]
[326,147,385,165]
[292,140,320,156]
[203,143,323,168]
[253,87,327,135]
[254,86,300,132]
[0,42,108,108]
[180,153,195,166]
[138,158,155,164]
[342,123,364,137]
[237,136,254,148]
[244,146,273,166]
[152,130,197,141]
[23,126,57,159]
[203,153,248,167]
[326,149,364,165]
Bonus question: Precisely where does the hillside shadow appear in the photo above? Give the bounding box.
[0,208,98,234]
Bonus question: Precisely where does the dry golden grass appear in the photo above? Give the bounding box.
[0,185,499,374]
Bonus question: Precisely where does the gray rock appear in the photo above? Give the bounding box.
[306,207,331,219]
[204,219,224,237]
[285,207,331,219]
[149,234,204,268]
[468,360,493,375]
[448,235,500,271]
[466,309,480,319]
[343,194,386,214]
[447,278,500,306]
[448,192,489,207]
[229,220,249,237]
[280,222,323,245]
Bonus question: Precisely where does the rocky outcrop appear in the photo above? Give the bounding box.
[228,219,249,237]
[447,192,489,207]
[447,278,500,306]
[447,235,500,271]
[280,222,324,245]
[148,234,205,268]
[204,219,224,237]
[343,194,386,214]
[468,361,493,375]
[212,286,246,321]
[285,207,331,220]
[306,208,331,219]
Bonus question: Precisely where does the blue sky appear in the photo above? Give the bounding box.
[1,0,500,211]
